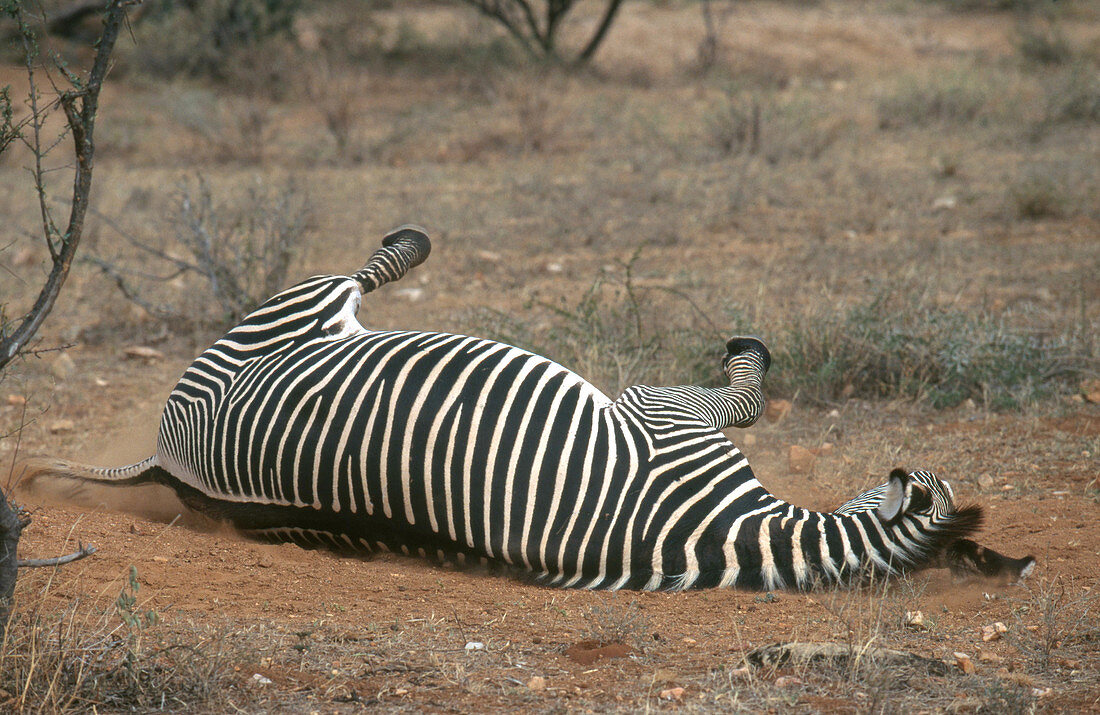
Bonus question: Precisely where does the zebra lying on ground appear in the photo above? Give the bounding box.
[23,227,1035,590]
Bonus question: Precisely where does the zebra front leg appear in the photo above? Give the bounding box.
[352,225,432,294]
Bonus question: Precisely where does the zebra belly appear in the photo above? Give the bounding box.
[159,330,619,575]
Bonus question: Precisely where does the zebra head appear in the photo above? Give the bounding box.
[875,467,983,552]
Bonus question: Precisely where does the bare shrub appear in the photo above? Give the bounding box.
[0,566,236,711]
[769,282,1094,409]
[128,0,302,91]
[877,71,989,129]
[1009,171,1067,219]
[1008,576,1099,674]
[468,255,725,397]
[90,175,313,332]
[581,599,651,649]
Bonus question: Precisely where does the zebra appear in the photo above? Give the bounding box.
[835,469,1036,582]
[23,226,1033,591]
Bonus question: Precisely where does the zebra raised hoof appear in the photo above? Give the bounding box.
[22,227,1030,591]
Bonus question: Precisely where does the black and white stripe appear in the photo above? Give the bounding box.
[27,227,988,590]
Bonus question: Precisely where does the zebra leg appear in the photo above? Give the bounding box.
[351,225,432,294]
[722,336,771,428]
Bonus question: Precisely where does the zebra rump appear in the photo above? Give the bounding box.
[22,226,1029,591]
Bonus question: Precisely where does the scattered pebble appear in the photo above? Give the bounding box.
[1032,687,1052,698]
[932,195,957,212]
[980,622,1008,642]
[765,399,792,423]
[681,637,697,646]
[1080,379,1100,404]
[50,353,76,380]
[953,652,976,675]
[94,377,109,387]
[977,474,994,489]
[251,673,273,685]
[465,641,485,652]
[546,262,564,274]
[659,687,685,701]
[49,419,75,434]
[527,676,547,692]
[788,445,816,475]
[123,346,164,363]
[5,395,25,406]
[395,288,425,302]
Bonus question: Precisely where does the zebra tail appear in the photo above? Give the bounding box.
[16,455,161,488]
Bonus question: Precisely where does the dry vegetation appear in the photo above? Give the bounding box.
[1,0,1098,711]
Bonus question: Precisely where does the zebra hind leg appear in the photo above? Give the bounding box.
[723,336,771,428]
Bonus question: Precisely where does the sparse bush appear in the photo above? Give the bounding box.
[706,89,761,156]
[770,285,1088,408]
[1016,20,1073,66]
[0,567,235,711]
[89,175,312,332]
[1009,172,1067,219]
[1008,576,1099,673]
[1042,64,1100,124]
[129,0,302,88]
[581,600,651,649]
[468,257,725,397]
[877,72,989,129]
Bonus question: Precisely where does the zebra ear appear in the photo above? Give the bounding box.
[875,469,909,522]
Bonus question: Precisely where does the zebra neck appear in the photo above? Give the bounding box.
[705,502,928,592]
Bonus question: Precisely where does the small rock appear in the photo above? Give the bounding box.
[394,687,409,696]
[954,652,976,675]
[977,474,995,489]
[1031,687,1052,698]
[395,287,425,302]
[980,622,1008,642]
[251,673,273,685]
[476,250,502,262]
[123,346,164,363]
[774,676,803,687]
[765,399,792,423]
[94,377,109,387]
[977,649,1002,663]
[546,262,564,274]
[932,195,957,212]
[14,247,37,266]
[812,442,835,456]
[905,610,928,630]
[827,408,840,418]
[788,445,816,475]
[50,353,76,380]
[6,395,26,407]
[526,676,547,692]
[49,419,75,434]
[728,666,751,680]
[1002,484,1015,491]
[1081,379,1100,404]
[464,641,485,652]
[681,637,697,646]
[659,687,685,701]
